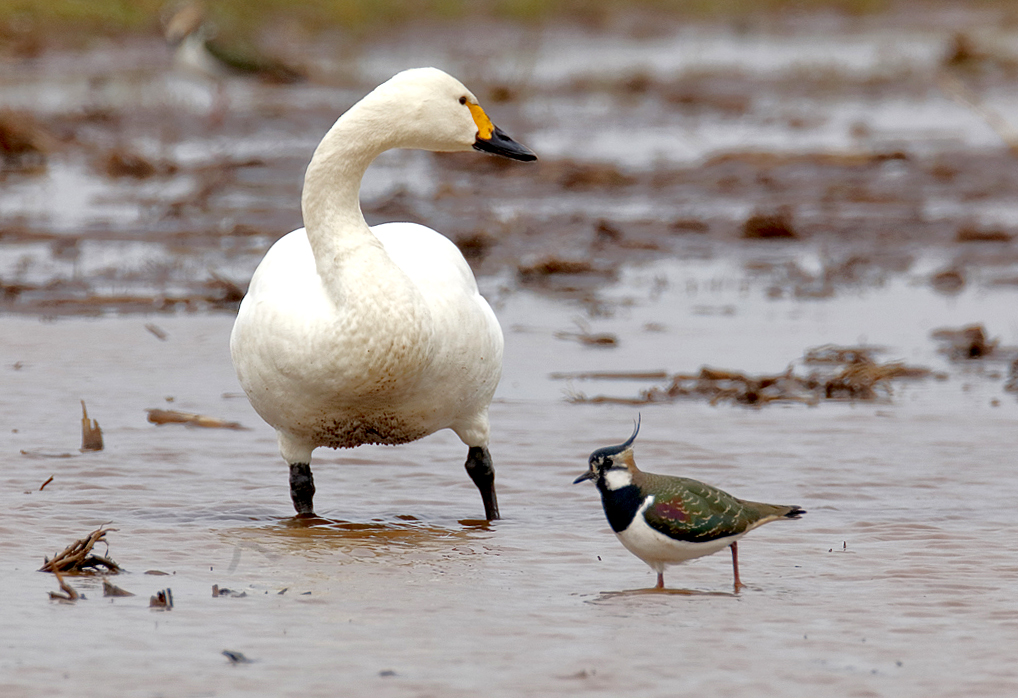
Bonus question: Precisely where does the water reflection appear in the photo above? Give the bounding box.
[592,587,738,601]
[229,515,492,558]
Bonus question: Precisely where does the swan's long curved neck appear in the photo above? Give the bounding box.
[300,102,393,276]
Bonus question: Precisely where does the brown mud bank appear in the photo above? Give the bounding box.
[3,8,1018,314]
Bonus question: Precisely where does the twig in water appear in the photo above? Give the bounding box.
[40,525,121,574]
[80,400,103,451]
[49,569,81,602]
[146,408,245,430]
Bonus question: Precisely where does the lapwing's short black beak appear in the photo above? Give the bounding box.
[573,470,596,484]
[473,124,537,162]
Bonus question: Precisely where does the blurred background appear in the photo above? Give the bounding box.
[4,4,1018,697]
[3,0,1018,314]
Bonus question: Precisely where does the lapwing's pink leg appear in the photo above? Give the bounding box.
[731,541,745,593]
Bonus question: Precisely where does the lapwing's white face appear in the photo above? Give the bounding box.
[588,448,635,490]
[576,421,640,487]
[602,466,634,491]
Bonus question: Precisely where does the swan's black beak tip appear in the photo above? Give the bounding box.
[473,125,537,162]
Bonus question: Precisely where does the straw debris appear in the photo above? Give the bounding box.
[146,408,245,430]
[80,400,103,451]
[565,344,936,406]
[931,324,999,360]
[102,579,135,597]
[40,525,121,574]
[48,569,81,602]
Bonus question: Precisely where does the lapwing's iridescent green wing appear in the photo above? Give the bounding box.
[637,473,767,543]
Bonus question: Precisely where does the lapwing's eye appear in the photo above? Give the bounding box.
[459,96,467,105]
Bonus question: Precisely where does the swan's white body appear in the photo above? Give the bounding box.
[231,221,502,462]
[229,68,532,517]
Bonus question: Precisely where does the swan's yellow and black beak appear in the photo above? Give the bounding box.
[469,103,537,162]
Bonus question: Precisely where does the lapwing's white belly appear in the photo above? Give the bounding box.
[615,496,746,573]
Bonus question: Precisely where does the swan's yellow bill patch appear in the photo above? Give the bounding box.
[467,103,494,140]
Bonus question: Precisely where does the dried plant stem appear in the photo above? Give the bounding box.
[40,525,121,574]
[80,400,104,451]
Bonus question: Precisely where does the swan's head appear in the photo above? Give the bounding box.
[368,67,536,162]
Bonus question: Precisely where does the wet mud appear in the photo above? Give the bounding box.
[3,10,1018,313]
[3,6,1018,698]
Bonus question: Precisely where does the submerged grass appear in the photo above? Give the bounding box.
[3,0,1015,41]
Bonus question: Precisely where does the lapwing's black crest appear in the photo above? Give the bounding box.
[578,415,641,483]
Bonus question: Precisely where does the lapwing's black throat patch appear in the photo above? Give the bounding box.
[597,481,645,533]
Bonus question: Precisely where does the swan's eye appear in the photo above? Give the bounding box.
[459,96,467,105]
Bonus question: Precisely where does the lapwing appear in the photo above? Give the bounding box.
[574,418,805,591]
[163,2,304,123]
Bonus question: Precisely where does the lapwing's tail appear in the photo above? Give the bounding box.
[783,506,806,519]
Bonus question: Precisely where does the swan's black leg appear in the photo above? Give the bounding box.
[464,446,499,521]
[289,462,316,518]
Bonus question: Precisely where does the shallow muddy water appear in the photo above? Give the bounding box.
[3,8,1018,697]
[2,255,1018,697]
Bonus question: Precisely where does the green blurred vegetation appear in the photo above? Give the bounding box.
[0,0,1013,39]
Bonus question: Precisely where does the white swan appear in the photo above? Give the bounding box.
[230,67,536,520]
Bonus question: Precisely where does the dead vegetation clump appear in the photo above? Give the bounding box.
[0,110,50,170]
[517,256,615,285]
[565,344,935,406]
[664,87,751,115]
[548,159,637,190]
[930,268,966,294]
[943,33,987,69]
[455,231,495,261]
[204,271,245,307]
[942,33,1018,74]
[98,148,160,179]
[956,225,1013,243]
[146,408,245,430]
[40,525,121,575]
[487,83,519,104]
[49,570,81,602]
[555,318,619,347]
[741,208,798,239]
[669,218,709,234]
[818,359,932,400]
[80,400,103,451]
[931,324,999,360]
[803,345,879,364]
[555,329,619,347]
[102,579,135,597]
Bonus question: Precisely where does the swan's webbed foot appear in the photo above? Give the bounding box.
[289,462,316,518]
[465,446,499,521]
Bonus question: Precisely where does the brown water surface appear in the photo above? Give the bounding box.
[2,261,1017,696]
